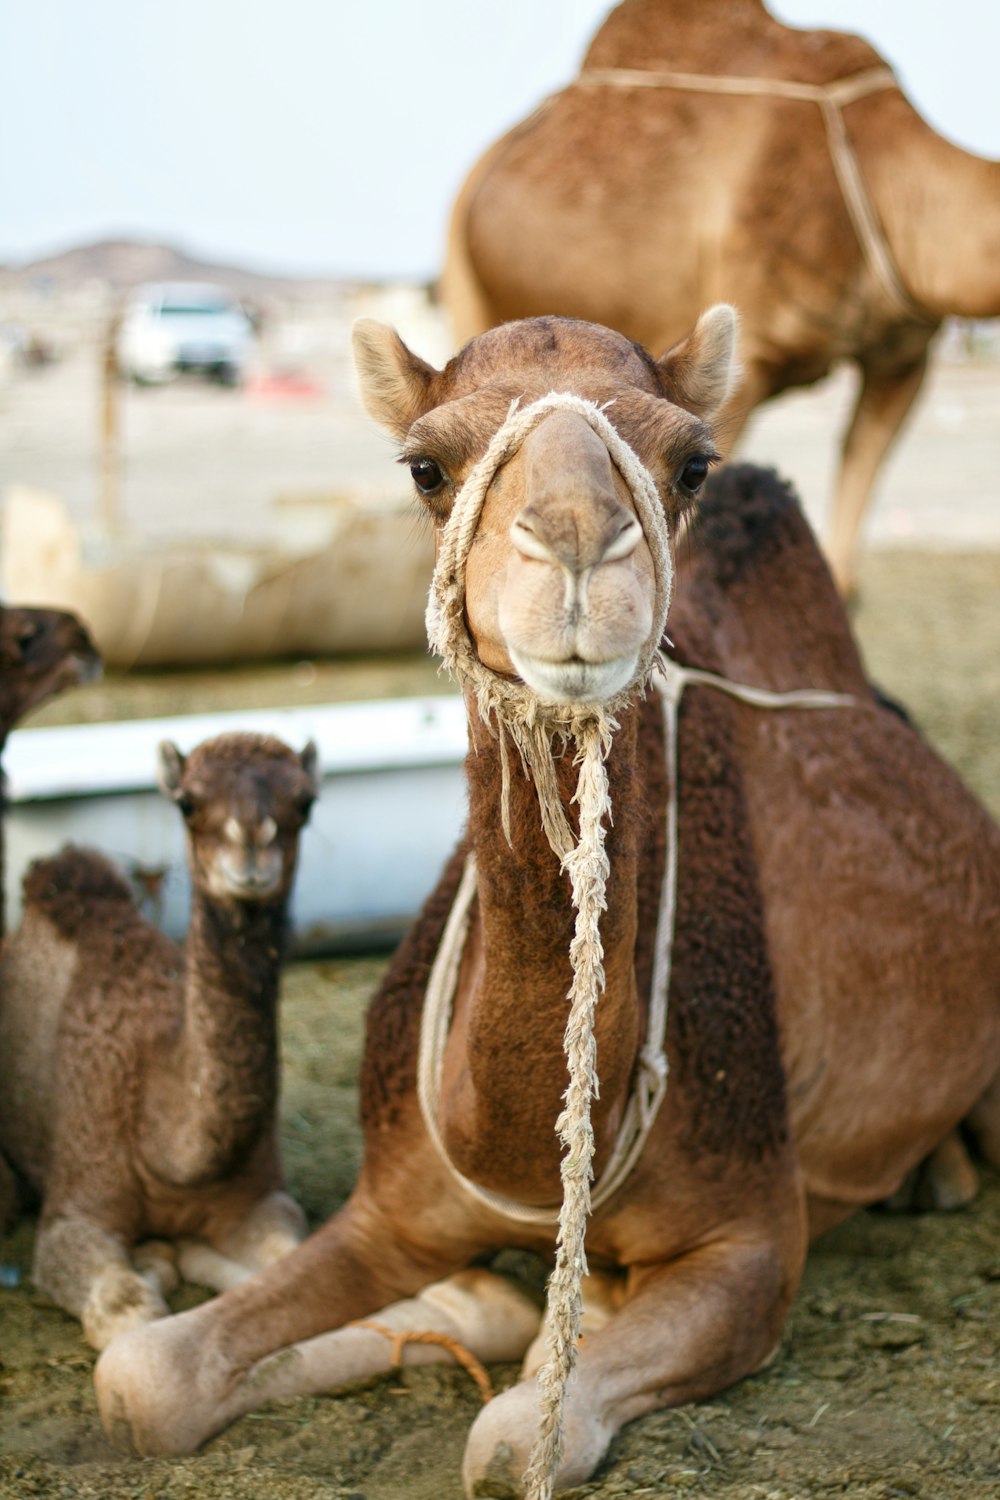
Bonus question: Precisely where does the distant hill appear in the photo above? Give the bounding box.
[0,237,353,299]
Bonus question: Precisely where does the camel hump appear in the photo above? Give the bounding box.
[690,462,815,589]
[22,846,137,938]
[583,0,884,86]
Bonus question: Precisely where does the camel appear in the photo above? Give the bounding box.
[0,603,102,1226]
[443,0,1000,593]
[93,312,1000,1497]
[0,730,319,1349]
[0,604,102,937]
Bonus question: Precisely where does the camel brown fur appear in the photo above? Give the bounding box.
[93,315,1000,1496]
[0,731,319,1349]
[443,0,1000,593]
[0,603,101,1224]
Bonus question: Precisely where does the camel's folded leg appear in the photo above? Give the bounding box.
[33,1215,171,1351]
[94,1198,499,1456]
[520,1268,626,1378]
[463,1233,802,1498]
[882,1130,979,1213]
[97,1261,539,1455]
[178,1190,308,1292]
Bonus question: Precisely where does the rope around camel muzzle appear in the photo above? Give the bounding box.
[426,391,674,1500]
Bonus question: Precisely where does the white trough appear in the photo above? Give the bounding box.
[4,697,468,953]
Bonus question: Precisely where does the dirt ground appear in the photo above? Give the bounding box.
[1,545,999,1499]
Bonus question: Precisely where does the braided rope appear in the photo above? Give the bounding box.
[425,391,672,1500]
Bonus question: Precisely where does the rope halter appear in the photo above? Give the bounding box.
[424,390,674,1500]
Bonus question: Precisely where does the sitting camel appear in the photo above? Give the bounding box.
[0,730,319,1349]
[444,0,1000,593]
[0,603,101,1225]
[94,314,1000,1497]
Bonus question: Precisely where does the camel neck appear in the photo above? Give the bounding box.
[437,702,645,1207]
[867,123,1000,321]
[145,892,286,1186]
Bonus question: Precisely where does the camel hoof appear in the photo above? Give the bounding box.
[463,1377,611,1498]
[883,1133,978,1214]
[81,1266,169,1351]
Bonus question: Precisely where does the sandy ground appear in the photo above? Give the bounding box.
[0,299,998,1498]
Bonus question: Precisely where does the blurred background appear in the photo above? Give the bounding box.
[0,0,998,921]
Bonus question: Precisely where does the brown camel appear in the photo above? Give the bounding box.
[93,314,1000,1496]
[0,731,319,1349]
[0,604,102,935]
[443,0,1000,593]
[0,603,101,1225]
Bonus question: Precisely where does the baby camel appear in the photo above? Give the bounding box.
[0,730,318,1349]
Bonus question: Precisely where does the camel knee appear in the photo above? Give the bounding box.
[95,1301,227,1455]
[463,1376,612,1498]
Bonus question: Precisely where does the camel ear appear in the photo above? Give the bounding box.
[157,740,186,800]
[299,739,320,795]
[656,304,739,419]
[352,319,440,439]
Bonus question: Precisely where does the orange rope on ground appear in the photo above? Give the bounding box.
[346,1320,494,1403]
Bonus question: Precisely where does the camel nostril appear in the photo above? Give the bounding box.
[603,514,643,563]
[510,515,556,563]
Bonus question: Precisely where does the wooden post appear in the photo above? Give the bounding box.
[99,308,123,534]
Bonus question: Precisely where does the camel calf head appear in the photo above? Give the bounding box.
[353,309,737,705]
[157,732,319,903]
[0,605,101,739]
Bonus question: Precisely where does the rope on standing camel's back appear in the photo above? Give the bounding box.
[424,389,674,1500]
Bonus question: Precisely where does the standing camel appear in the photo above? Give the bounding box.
[94,313,1000,1496]
[444,0,1000,593]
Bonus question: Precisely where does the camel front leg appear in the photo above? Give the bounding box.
[33,1215,173,1351]
[463,1231,804,1497]
[825,351,930,596]
[94,1189,476,1456]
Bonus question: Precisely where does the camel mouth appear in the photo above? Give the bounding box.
[508,647,640,705]
[212,852,285,902]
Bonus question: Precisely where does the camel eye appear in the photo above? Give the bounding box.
[176,794,196,819]
[678,454,711,495]
[409,458,445,496]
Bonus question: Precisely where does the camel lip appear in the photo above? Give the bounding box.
[509,646,639,706]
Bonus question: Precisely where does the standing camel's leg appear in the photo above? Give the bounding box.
[463,1223,806,1497]
[94,1190,479,1456]
[33,1215,173,1350]
[178,1189,308,1291]
[825,352,930,596]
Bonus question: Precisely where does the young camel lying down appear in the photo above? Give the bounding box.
[94,314,1000,1497]
[0,731,318,1348]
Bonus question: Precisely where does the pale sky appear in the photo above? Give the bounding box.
[2,1,998,281]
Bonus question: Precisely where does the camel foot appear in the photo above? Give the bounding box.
[882,1132,979,1214]
[95,1298,230,1454]
[133,1240,180,1297]
[81,1264,170,1351]
[463,1375,612,1499]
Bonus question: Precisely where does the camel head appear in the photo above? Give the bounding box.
[353,310,737,707]
[157,732,319,903]
[0,605,102,742]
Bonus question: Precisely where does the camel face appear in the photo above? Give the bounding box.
[354,310,736,705]
[158,733,318,903]
[0,605,101,738]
